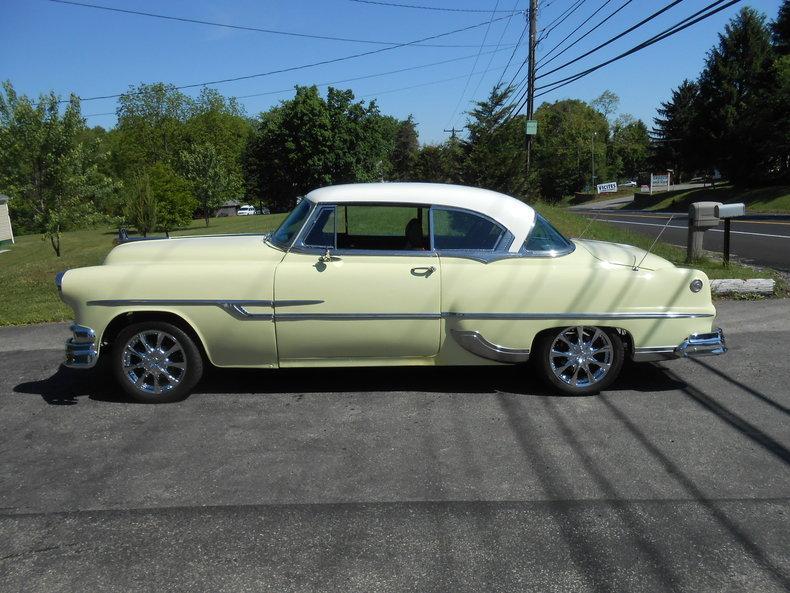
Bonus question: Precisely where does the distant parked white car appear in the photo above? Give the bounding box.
[237,205,257,216]
[621,180,637,187]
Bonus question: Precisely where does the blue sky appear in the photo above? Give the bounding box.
[1,0,783,144]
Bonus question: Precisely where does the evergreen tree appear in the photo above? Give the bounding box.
[651,80,701,181]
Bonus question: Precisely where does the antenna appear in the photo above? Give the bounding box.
[634,215,674,271]
[577,213,598,240]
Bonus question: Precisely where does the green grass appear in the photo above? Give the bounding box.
[563,187,636,206]
[626,184,790,213]
[0,207,781,326]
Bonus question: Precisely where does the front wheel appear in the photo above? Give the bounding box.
[112,321,203,403]
[534,326,624,396]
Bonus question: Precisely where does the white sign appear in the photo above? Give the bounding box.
[650,173,671,194]
[596,182,618,194]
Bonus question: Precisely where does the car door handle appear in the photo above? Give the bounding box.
[411,266,436,276]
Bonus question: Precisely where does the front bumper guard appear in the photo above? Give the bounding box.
[632,328,726,362]
[64,324,98,369]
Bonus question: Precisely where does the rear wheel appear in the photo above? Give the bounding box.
[535,326,624,396]
[112,321,203,403]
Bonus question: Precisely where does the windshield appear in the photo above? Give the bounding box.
[523,214,575,255]
[270,199,312,248]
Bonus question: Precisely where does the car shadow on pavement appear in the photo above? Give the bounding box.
[14,359,684,406]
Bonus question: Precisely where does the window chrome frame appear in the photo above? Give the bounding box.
[520,214,576,258]
[285,200,574,261]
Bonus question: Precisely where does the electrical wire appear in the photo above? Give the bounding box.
[536,0,615,67]
[536,0,634,70]
[348,0,521,13]
[471,0,522,99]
[57,14,516,104]
[445,0,502,127]
[494,20,529,87]
[536,0,686,80]
[532,0,743,99]
[48,0,513,48]
[538,0,587,42]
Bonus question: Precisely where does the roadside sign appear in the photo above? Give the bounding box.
[650,173,671,195]
[596,181,618,194]
[525,120,538,136]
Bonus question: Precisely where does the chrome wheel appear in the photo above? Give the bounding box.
[548,326,614,388]
[121,330,187,395]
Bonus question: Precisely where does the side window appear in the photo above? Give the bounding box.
[523,214,574,255]
[335,204,429,251]
[432,208,507,251]
[302,206,335,248]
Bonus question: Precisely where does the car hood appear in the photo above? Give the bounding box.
[573,238,674,271]
[104,234,282,265]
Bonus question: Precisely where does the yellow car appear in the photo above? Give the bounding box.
[56,183,725,403]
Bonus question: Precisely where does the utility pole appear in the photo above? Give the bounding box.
[444,127,461,140]
[591,131,596,191]
[525,0,538,176]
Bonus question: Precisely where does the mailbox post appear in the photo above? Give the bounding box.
[714,203,746,266]
[687,202,722,262]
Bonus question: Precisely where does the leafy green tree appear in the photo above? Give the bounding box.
[390,115,419,180]
[610,115,650,180]
[147,163,196,232]
[533,99,609,200]
[124,173,157,236]
[113,83,192,177]
[461,84,528,197]
[591,90,620,121]
[696,7,779,183]
[0,81,114,255]
[651,80,701,180]
[413,140,464,183]
[244,86,398,211]
[180,143,242,226]
[773,0,790,55]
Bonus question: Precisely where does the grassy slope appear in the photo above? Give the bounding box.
[0,207,779,326]
[627,184,790,213]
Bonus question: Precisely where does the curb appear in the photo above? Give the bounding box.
[710,278,775,296]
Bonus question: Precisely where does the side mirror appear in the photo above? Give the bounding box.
[319,249,332,262]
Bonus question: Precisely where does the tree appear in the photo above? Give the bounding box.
[651,80,701,180]
[611,116,650,180]
[180,143,242,226]
[123,173,157,236]
[461,84,528,198]
[591,90,620,121]
[148,163,196,232]
[695,7,779,184]
[390,116,419,180]
[0,81,114,255]
[243,86,398,211]
[533,99,609,201]
[773,0,790,55]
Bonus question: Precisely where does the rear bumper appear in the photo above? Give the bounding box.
[64,324,98,369]
[632,328,726,362]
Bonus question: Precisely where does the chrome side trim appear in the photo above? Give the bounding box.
[87,299,324,321]
[275,312,442,321]
[442,311,714,320]
[451,330,530,363]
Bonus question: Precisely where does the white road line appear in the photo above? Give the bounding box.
[599,219,790,239]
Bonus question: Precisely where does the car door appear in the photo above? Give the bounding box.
[274,203,441,362]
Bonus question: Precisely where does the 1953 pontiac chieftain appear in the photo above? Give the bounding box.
[55,183,725,403]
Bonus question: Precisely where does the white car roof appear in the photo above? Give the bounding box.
[305,183,536,252]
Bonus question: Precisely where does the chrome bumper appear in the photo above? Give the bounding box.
[633,328,726,362]
[64,324,98,369]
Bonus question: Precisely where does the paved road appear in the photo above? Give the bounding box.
[573,210,790,273]
[1,301,789,592]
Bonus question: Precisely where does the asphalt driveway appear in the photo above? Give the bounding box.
[1,300,789,593]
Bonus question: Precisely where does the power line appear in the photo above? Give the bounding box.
[47,0,512,48]
[348,0,521,13]
[536,0,616,67]
[471,0,523,100]
[535,0,686,80]
[360,61,511,98]
[536,0,634,70]
[538,0,587,42]
[533,0,743,99]
[494,19,530,87]
[82,44,527,118]
[445,1,502,127]
[57,14,516,104]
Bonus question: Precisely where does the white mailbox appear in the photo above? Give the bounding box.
[714,203,746,219]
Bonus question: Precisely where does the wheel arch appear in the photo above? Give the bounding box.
[530,325,634,356]
[100,311,211,364]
